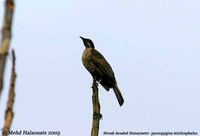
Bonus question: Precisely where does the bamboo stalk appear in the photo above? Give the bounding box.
[0,0,15,96]
[91,79,102,136]
[2,49,16,136]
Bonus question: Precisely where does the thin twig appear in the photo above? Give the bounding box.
[2,49,16,136]
[91,79,102,136]
[0,0,15,97]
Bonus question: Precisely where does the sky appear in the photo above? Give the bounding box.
[0,0,200,135]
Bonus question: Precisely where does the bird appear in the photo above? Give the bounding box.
[80,36,124,106]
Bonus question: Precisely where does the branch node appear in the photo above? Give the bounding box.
[93,112,102,120]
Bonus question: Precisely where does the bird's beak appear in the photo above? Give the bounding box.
[80,36,84,40]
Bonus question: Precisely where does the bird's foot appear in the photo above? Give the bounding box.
[98,79,102,83]
[92,78,99,86]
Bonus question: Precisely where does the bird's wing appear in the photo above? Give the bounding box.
[90,49,115,79]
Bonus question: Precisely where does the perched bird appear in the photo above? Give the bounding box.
[80,36,124,106]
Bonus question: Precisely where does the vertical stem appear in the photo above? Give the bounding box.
[2,49,16,136]
[91,79,101,136]
[0,0,15,96]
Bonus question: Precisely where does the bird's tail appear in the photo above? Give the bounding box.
[113,85,124,106]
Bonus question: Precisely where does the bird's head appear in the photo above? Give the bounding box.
[80,36,95,49]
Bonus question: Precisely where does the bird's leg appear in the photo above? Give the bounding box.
[92,76,99,86]
[98,78,102,83]
[94,77,101,84]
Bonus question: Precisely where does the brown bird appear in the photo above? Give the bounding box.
[80,36,124,106]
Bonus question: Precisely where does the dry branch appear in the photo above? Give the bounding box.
[0,0,15,96]
[2,49,16,136]
[91,79,102,136]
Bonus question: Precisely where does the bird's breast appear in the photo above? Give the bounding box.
[82,48,92,60]
[82,48,94,70]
